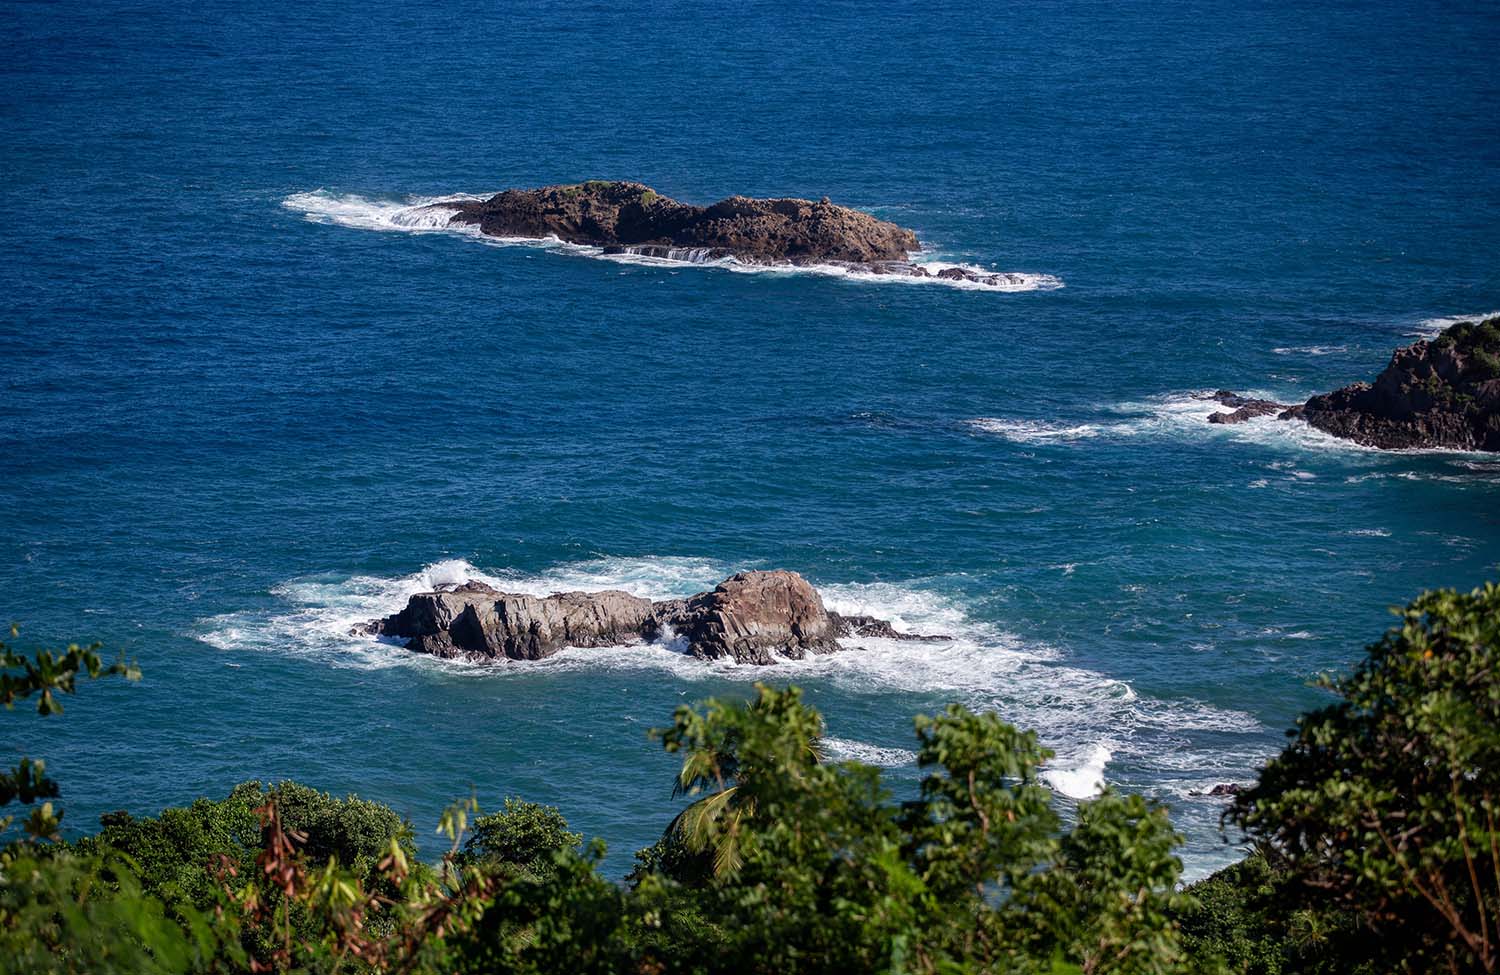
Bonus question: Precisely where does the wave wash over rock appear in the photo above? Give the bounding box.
[359,569,944,666]
[419,181,1021,286]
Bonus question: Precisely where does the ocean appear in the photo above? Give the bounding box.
[3,0,1498,881]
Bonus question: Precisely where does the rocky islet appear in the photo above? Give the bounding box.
[360,569,947,666]
[424,180,1028,287]
[1208,315,1500,452]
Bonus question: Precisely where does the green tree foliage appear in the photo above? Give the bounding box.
[1230,582,1500,974]
[1051,790,1190,975]
[459,798,582,879]
[636,686,1190,974]
[1,626,138,841]
[0,847,241,975]
[1175,851,1291,975]
[231,781,418,888]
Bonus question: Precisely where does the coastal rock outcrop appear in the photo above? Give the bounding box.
[361,569,942,665]
[370,583,654,660]
[1204,390,1294,425]
[1289,317,1500,451]
[425,181,1020,287]
[646,571,840,665]
[442,181,915,263]
[1206,316,1500,451]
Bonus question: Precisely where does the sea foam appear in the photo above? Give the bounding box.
[194,555,1267,823]
[1407,310,1500,338]
[971,389,1495,458]
[281,190,1064,292]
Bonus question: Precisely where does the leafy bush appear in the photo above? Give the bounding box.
[1,627,137,842]
[230,780,416,881]
[74,797,259,909]
[460,798,581,879]
[1230,582,1500,974]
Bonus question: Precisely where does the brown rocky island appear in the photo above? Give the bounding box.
[1208,315,1500,452]
[424,180,1029,287]
[359,569,945,666]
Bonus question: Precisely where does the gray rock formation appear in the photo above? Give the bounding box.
[361,569,945,665]
[646,571,841,665]
[371,582,654,661]
[420,181,1021,287]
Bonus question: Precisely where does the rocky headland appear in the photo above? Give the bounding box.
[426,181,1024,287]
[1207,315,1500,452]
[359,569,944,666]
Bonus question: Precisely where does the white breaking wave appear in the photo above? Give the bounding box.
[1407,310,1500,338]
[967,418,1101,444]
[1271,345,1348,356]
[1042,743,1112,799]
[193,555,1266,821]
[822,737,919,768]
[281,190,1063,292]
[972,389,1498,458]
[971,392,1364,455]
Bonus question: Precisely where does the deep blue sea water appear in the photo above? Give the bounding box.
[3,0,1499,881]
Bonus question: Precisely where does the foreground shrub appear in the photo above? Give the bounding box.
[1231,582,1500,974]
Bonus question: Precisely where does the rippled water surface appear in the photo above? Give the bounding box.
[3,0,1498,880]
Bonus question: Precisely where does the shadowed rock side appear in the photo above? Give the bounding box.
[1289,317,1500,451]
[427,181,1023,286]
[360,569,947,665]
[1207,316,1500,451]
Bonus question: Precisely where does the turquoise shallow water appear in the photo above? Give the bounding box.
[3,0,1499,880]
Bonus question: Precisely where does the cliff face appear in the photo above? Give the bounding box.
[439,181,921,264]
[1288,317,1500,451]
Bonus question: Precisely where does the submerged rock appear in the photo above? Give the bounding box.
[361,569,935,665]
[829,613,947,642]
[1204,390,1295,425]
[421,181,1021,286]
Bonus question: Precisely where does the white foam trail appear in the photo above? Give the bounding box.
[282,191,482,233]
[971,392,1377,456]
[1407,310,1500,338]
[1271,345,1348,356]
[1041,743,1112,799]
[967,419,1101,444]
[281,190,1063,293]
[1032,391,1490,458]
[822,737,918,768]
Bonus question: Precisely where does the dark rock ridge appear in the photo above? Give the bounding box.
[1290,317,1500,451]
[1206,316,1500,451]
[360,569,947,666]
[1204,390,1294,425]
[428,181,1020,287]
